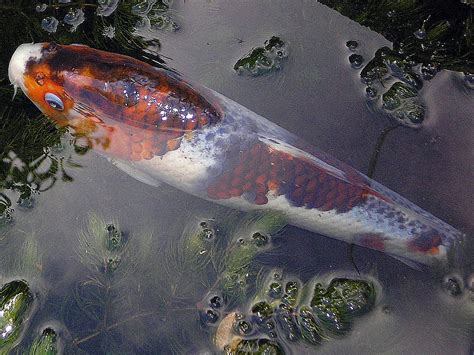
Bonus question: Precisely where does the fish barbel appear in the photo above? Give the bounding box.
[8,42,465,267]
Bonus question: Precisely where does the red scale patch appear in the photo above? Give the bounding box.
[206,141,374,213]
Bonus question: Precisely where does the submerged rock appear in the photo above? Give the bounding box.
[234,36,289,76]
[0,280,33,351]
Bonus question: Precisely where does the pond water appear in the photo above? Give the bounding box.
[0,1,473,354]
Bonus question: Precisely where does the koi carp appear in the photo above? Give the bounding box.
[8,43,465,267]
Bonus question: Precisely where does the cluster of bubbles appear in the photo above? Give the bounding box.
[346,40,364,69]
[97,0,120,17]
[442,273,474,300]
[132,0,180,33]
[39,8,86,34]
[37,0,119,34]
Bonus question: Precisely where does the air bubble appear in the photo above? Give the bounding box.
[266,321,275,330]
[366,86,378,99]
[41,17,59,33]
[35,3,47,12]
[349,54,364,69]
[252,232,268,247]
[205,309,219,323]
[442,274,463,297]
[209,295,222,309]
[414,28,426,40]
[97,0,119,17]
[132,0,157,16]
[236,320,252,335]
[64,8,85,32]
[102,25,116,39]
[251,301,273,320]
[346,40,358,51]
[268,282,282,298]
[421,63,438,80]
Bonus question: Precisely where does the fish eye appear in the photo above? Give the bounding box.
[44,93,64,111]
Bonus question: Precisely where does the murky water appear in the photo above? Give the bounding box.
[0,1,473,354]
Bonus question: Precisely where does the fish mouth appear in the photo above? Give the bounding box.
[8,43,44,97]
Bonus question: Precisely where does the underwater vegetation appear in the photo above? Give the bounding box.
[234,36,289,77]
[0,1,472,352]
[0,210,379,353]
[214,273,376,353]
[322,0,473,127]
[0,280,34,352]
[0,0,176,225]
[58,211,289,352]
[29,328,59,355]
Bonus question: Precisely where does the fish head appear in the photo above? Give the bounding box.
[9,42,222,159]
[9,42,74,126]
[8,42,148,154]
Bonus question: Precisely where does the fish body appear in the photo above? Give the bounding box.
[8,43,464,266]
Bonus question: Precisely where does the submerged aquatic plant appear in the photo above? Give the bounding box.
[66,213,157,351]
[0,105,82,222]
[324,0,473,127]
[214,271,377,352]
[0,0,173,223]
[0,280,34,352]
[57,211,286,353]
[214,212,287,306]
[234,36,289,76]
[29,328,59,355]
[310,278,376,335]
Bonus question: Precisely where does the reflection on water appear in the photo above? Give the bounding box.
[0,0,473,353]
